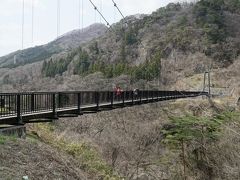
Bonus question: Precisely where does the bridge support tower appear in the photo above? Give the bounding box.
[203,71,211,97]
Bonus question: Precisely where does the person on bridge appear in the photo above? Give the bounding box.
[133,88,139,97]
[115,86,122,96]
[114,85,122,101]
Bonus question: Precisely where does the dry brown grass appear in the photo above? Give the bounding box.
[1,97,240,180]
[48,98,240,180]
[0,135,88,180]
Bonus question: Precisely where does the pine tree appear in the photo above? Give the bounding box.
[162,115,221,179]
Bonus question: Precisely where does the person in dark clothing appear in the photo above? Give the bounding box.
[133,88,139,96]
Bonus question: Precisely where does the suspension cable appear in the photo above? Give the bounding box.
[78,0,81,29]
[21,0,25,50]
[94,7,97,23]
[88,0,113,30]
[57,0,60,37]
[82,0,84,32]
[99,0,102,23]
[32,0,34,45]
[111,0,145,49]
[114,1,162,90]
[111,0,150,88]
[114,5,116,22]
[112,0,125,21]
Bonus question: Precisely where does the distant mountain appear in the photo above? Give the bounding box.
[0,23,107,68]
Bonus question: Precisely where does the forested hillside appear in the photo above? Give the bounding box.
[0,0,240,93]
[1,1,240,179]
[41,0,240,82]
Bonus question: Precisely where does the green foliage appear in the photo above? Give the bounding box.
[204,42,239,66]
[0,135,7,144]
[3,45,62,68]
[0,108,9,113]
[63,142,114,176]
[194,0,227,43]
[0,134,17,144]
[42,58,61,77]
[120,41,126,62]
[163,111,240,148]
[163,115,220,147]
[35,124,121,179]
[141,3,182,29]
[177,15,188,27]
[125,27,138,45]
[162,111,240,178]
[71,49,161,82]
[42,51,77,77]
[103,64,114,78]
[192,0,240,65]
[224,0,240,13]
[166,27,193,52]
[99,57,160,81]
[89,41,99,55]
[154,3,182,20]
[73,48,90,75]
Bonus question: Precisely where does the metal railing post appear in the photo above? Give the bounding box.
[139,91,142,104]
[95,91,99,111]
[31,93,34,112]
[77,92,82,115]
[17,94,23,125]
[58,92,61,109]
[122,91,125,106]
[147,90,149,102]
[131,91,134,105]
[111,91,114,107]
[52,93,57,119]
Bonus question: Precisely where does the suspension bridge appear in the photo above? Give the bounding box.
[0,90,208,126]
[0,1,210,128]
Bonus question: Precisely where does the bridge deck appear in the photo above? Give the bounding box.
[0,91,208,125]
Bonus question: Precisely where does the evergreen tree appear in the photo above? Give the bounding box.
[194,0,227,43]
[125,27,137,45]
[162,113,227,179]
[74,49,90,75]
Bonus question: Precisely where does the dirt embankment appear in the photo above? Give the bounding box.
[0,136,88,180]
[40,97,240,180]
[0,97,240,180]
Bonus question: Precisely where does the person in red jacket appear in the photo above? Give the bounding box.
[116,86,121,96]
[114,85,122,100]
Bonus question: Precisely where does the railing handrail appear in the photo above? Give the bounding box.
[0,90,208,125]
[0,90,208,95]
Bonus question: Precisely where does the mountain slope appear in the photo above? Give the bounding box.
[0,0,240,93]
[0,23,107,68]
[41,1,240,86]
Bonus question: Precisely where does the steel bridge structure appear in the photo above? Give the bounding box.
[0,90,208,126]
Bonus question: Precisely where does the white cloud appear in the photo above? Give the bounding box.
[0,0,195,56]
[5,0,41,6]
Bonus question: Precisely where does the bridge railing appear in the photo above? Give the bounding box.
[81,91,96,106]
[57,92,78,109]
[0,94,17,117]
[0,90,207,123]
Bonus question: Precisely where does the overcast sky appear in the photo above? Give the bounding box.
[0,0,191,57]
